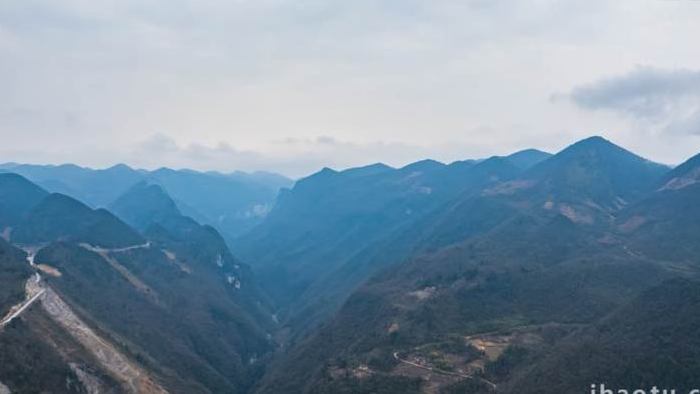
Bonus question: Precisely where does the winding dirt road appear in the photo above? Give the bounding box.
[1,244,168,393]
[0,287,45,328]
[0,253,44,329]
[79,242,151,254]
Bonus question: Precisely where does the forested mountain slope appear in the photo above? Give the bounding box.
[254,137,689,394]
[236,150,551,336]
[3,137,698,394]
[0,174,277,393]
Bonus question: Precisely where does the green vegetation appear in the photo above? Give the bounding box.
[439,379,494,394]
[12,192,144,248]
[309,374,423,394]
[4,137,700,394]
[0,239,31,316]
[237,154,531,338]
[38,239,274,393]
[485,346,529,380]
[504,279,700,393]
[0,173,278,393]
[0,317,82,394]
[254,137,695,394]
[0,305,121,393]
[417,336,483,364]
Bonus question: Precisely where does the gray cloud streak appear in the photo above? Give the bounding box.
[567,67,700,136]
[570,67,700,117]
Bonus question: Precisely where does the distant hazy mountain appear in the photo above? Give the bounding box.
[19,193,145,248]
[0,173,49,229]
[0,163,293,240]
[109,181,183,231]
[145,167,293,238]
[0,173,143,248]
[0,163,143,208]
[503,148,552,170]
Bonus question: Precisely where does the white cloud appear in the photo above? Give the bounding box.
[2,0,700,172]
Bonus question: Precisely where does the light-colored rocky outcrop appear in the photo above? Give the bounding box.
[40,288,167,394]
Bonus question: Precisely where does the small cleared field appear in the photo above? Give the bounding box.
[389,323,581,393]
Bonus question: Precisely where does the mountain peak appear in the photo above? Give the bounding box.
[109,181,182,230]
[400,159,446,172]
[526,135,669,207]
[0,173,50,227]
[319,167,337,174]
[563,135,625,154]
[0,172,38,185]
[132,181,170,196]
[506,149,552,170]
[666,152,700,177]
[508,148,550,156]
[575,135,609,144]
[658,152,700,191]
[105,163,133,172]
[298,167,338,184]
[13,192,143,247]
[545,135,653,165]
[341,163,394,177]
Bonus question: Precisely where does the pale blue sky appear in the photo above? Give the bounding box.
[2,0,700,176]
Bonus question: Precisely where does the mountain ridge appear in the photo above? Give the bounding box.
[0,174,277,393]
[0,163,293,241]
[4,135,700,394]
[252,137,687,394]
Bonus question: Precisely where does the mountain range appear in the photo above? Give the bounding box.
[250,137,700,394]
[0,174,276,393]
[0,163,293,241]
[3,136,700,394]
